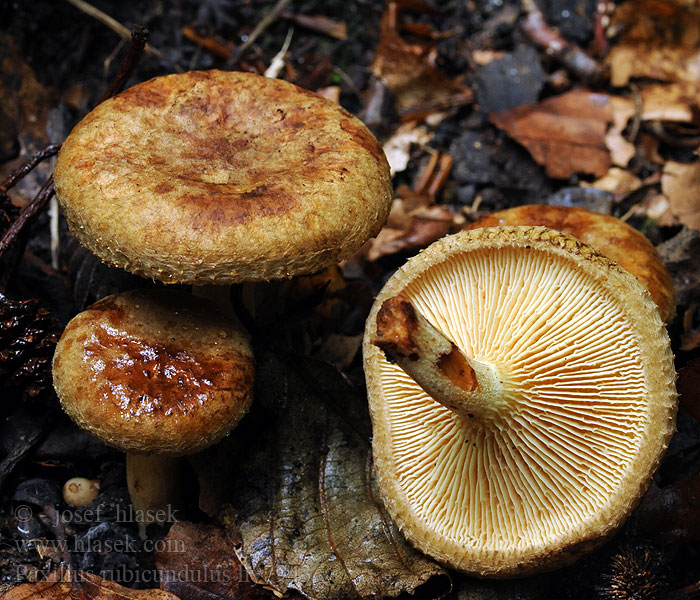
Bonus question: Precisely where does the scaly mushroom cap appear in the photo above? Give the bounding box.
[54,70,392,284]
[466,205,675,323]
[363,226,677,577]
[52,289,254,456]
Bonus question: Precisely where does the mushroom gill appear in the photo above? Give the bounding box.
[364,226,676,576]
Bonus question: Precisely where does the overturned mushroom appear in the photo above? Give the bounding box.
[466,205,675,323]
[53,289,253,536]
[364,226,677,576]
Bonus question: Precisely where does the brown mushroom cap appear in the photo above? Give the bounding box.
[363,226,677,577]
[466,205,675,323]
[53,70,392,284]
[52,289,254,456]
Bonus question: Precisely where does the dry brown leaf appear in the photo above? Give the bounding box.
[365,200,456,261]
[681,304,700,351]
[370,3,466,111]
[490,90,616,178]
[661,161,700,231]
[605,96,636,167]
[608,0,700,86]
[656,227,700,309]
[156,522,272,600]
[192,352,448,600]
[382,122,432,175]
[0,570,177,600]
[636,192,677,226]
[586,167,642,202]
[0,34,54,204]
[640,83,698,121]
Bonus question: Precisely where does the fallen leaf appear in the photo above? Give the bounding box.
[635,192,677,226]
[490,90,615,178]
[365,201,456,261]
[656,226,700,306]
[639,83,699,122]
[382,122,432,175]
[0,35,55,205]
[192,351,448,600]
[585,167,642,202]
[605,97,636,168]
[607,0,700,86]
[0,570,177,600]
[681,304,700,351]
[156,521,272,600]
[661,161,700,231]
[371,3,467,112]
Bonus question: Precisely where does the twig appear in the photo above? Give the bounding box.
[99,24,149,103]
[0,144,61,197]
[0,177,55,262]
[264,27,294,78]
[62,0,165,61]
[226,0,293,69]
[521,0,601,81]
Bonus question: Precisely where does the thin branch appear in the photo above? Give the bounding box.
[0,144,61,196]
[99,24,149,103]
[0,177,55,262]
[227,0,293,69]
[62,0,165,61]
[521,0,601,81]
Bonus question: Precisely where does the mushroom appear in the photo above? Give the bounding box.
[53,70,392,284]
[465,205,674,323]
[50,70,391,531]
[363,226,677,576]
[63,477,100,508]
[52,288,254,536]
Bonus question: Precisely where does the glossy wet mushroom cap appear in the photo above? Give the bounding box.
[363,226,677,577]
[53,70,392,284]
[466,205,675,323]
[52,289,254,456]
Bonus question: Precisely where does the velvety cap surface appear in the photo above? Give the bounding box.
[53,289,254,456]
[54,70,392,283]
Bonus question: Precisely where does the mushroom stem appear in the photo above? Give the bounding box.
[126,454,179,539]
[372,295,500,420]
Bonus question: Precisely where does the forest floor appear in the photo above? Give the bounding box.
[1,1,700,599]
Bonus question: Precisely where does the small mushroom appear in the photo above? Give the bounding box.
[62,477,99,507]
[53,70,392,284]
[465,205,675,323]
[364,226,677,576]
[52,289,253,536]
